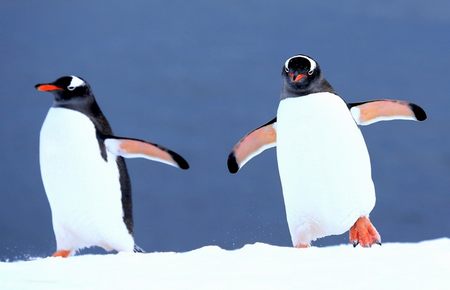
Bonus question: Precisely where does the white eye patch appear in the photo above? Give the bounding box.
[284,54,317,74]
[68,76,85,90]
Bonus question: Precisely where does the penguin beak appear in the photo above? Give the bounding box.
[288,73,306,82]
[35,83,63,92]
[294,74,305,82]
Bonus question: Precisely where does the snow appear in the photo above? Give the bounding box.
[1,239,449,290]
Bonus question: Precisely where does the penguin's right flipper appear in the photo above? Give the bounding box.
[104,136,189,170]
[348,99,427,126]
[227,118,277,174]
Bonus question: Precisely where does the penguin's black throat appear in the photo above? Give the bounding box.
[281,74,335,99]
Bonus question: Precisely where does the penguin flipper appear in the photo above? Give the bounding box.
[348,99,427,126]
[104,137,189,170]
[227,118,277,174]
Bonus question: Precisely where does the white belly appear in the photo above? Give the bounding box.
[276,93,375,245]
[39,107,134,252]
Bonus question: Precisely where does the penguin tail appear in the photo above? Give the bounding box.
[133,244,145,253]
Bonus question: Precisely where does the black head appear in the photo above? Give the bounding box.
[35,75,93,102]
[281,54,333,98]
[35,75,109,127]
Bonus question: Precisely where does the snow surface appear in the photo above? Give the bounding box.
[1,239,449,290]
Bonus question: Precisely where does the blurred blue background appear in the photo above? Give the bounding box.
[0,0,448,260]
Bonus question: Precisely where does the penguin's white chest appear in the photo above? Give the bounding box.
[39,107,133,251]
[276,93,375,244]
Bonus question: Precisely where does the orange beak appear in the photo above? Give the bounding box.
[35,84,63,92]
[288,73,306,82]
[294,74,305,82]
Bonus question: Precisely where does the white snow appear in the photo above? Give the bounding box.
[1,239,449,290]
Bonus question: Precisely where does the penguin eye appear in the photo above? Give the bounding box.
[67,86,75,91]
[284,67,289,73]
[308,70,314,76]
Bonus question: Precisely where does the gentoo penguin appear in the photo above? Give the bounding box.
[36,75,189,257]
[227,55,427,247]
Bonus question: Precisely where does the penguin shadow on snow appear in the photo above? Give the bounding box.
[36,75,189,258]
[227,54,427,248]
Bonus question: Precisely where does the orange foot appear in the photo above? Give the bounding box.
[349,216,381,248]
[52,249,72,258]
[295,243,310,248]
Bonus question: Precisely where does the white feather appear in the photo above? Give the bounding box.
[40,108,134,252]
[68,76,85,88]
[276,93,376,246]
[239,142,276,169]
[284,55,317,74]
[350,107,416,125]
[237,122,277,170]
[104,138,178,168]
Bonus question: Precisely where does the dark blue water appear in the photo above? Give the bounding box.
[0,0,449,260]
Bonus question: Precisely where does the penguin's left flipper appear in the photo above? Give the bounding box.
[104,137,189,170]
[348,99,427,126]
[227,118,277,174]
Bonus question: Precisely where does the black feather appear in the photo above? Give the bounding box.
[227,152,239,174]
[409,103,427,121]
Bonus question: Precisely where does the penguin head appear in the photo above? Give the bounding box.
[282,54,323,95]
[35,75,93,102]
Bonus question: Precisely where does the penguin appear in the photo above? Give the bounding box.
[36,75,189,257]
[227,55,427,248]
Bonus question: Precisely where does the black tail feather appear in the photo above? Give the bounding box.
[134,245,145,253]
